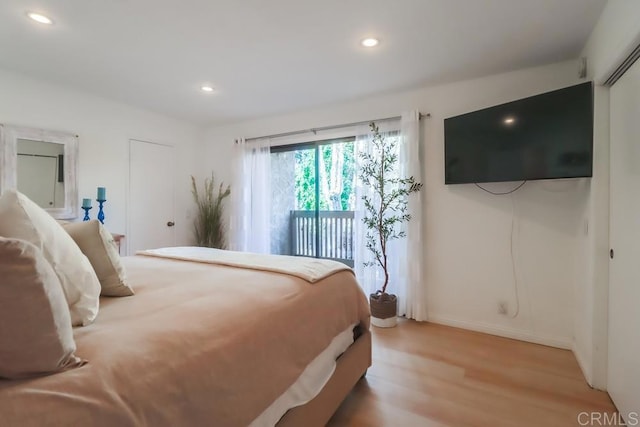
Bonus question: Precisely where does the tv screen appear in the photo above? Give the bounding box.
[444,82,593,185]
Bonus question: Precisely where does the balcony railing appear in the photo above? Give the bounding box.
[289,210,355,267]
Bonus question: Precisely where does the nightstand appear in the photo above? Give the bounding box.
[111,234,125,255]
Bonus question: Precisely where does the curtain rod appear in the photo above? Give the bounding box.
[239,112,430,143]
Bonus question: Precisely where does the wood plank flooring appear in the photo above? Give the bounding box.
[327,320,616,427]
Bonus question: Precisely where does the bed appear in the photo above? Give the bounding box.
[0,249,371,427]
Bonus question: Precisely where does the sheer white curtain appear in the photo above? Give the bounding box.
[399,111,426,320]
[354,111,426,320]
[354,126,385,297]
[229,137,272,253]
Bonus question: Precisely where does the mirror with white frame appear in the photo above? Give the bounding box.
[1,125,79,219]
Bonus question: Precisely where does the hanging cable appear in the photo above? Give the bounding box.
[508,194,520,319]
[473,180,525,318]
[474,180,527,195]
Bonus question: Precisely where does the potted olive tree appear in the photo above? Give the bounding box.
[359,122,422,328]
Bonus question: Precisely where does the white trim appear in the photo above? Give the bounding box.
[572,341,594,388]
[428,314,572,350]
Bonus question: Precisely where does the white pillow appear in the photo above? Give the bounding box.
[63,220,134,297]
[0,190,101,326]
[0,237,86,378]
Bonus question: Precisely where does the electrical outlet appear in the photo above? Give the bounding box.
[498,301,508,315]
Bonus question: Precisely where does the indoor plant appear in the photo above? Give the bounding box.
[359,122,422,328]
[191,173,231,249]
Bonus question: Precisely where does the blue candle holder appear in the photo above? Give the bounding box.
[82,206,92,221]
[96,199,106,224]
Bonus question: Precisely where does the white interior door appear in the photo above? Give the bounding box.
[129,139,175,254]
[609,58,640,417]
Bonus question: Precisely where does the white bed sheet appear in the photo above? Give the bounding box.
[249,322,357,427]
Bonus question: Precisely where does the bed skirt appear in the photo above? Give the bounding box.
[276,330,372,426]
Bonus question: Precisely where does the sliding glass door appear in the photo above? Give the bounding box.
[270,138,355,266]
[270,143,316,257]
[317,139,355,266]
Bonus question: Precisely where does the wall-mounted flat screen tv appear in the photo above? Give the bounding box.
[444,82,593,185]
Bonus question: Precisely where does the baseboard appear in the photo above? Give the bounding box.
[428,314,572,350]
[572,342,594,387]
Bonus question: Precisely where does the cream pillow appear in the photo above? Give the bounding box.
[0,237,86,379]
[0,190,101,326]
[63,220,134,297]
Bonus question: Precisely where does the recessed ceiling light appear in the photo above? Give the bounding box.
[504,117,515,125]
[361,38,379,48]
[201,85,215,93]
[27,12,53,25]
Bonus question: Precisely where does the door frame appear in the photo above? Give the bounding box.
[607,59,640,416]
[127,138,176,255]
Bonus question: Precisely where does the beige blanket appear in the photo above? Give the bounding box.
[0,255,369,427]
[137,246,352,283]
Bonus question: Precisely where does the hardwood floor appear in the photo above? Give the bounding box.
[327,320,616,427]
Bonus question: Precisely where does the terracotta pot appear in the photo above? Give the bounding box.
[369,292,398,328]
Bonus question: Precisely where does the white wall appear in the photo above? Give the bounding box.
[0,68,202,253]
[583,0,640,84]
[202,60,588,349]
[575,0,640,390]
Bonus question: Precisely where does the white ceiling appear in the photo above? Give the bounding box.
[0,0,606,126]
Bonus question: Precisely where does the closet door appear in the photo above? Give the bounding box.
[609,57,640,417]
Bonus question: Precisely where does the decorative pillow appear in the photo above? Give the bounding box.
[63,220,134,297]
[0,190,101,326]
[0,237,86,379]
